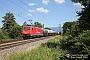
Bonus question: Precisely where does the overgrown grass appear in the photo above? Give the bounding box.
[6,36,67,60]
[0,38,23,42]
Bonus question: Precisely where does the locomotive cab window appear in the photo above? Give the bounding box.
[32,28,33,30]
[23,27,30,30]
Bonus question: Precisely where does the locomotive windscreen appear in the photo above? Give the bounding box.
[23,27,30,30]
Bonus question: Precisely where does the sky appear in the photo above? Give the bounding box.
[0,0,83,28]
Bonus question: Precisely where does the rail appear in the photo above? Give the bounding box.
[0,36,54,51]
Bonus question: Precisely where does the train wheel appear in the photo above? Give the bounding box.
[31,36,34,39]
[37,35,40,38]
[23,37,26,40]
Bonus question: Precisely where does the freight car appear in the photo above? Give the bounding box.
[42,29,58,36]
[22,25,58,39]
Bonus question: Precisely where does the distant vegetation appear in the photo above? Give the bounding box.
[44,27,51,30]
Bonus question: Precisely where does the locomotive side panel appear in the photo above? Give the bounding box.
[33,27,43,36]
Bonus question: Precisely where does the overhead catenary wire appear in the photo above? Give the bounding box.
[0,1,28,20]
[8,0,40,19]
[19,0,52,26]
[0,0,45,26]
[19,0,49,21]
[19,0,46,18]
[0,6,28,20]
[27,0,52,21]
[2,0,51,21]
[0,0,52,27]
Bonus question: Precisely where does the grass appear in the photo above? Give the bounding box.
[6,36,67,60]
[0,38,23,42]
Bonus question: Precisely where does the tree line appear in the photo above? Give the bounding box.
[61,0,90,58]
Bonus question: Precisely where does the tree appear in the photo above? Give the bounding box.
[63,21,80,36]
[63,22,73,35]
[2,12,22,39]
[9,25,22,39]
[34,22,43,28]
[71,0,90,7]
[0,31,5,39]
[0,30,9,40]
[60,0,90,57]
[71,0,90,30]
[71,21,81,36]
[44,27,51,30]
[22,21,27,26]
[2,12,17,32]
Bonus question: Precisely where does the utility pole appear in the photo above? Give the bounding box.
[43,24,44,28]
[59,24,61,31]
[59,24,61,35]
[28,19,33,25]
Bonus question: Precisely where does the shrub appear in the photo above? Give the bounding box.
[9,26,22,39]
[60,30,90,55]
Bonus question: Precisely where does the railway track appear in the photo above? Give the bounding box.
[0,36,54,51]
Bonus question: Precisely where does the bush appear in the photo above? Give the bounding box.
[9,25,22,39]
[0,30,10,42]
[0,31,5,39]
[60,30,90,55]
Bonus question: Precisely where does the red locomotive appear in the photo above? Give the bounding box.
[22,25,59,39]
[22,25,43,39]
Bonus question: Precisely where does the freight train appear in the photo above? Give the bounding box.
[22,25,60,39]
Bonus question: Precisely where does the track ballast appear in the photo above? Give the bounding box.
[0,36,55,51]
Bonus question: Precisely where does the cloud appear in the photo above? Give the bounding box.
[36,7,50,13]
[54,0,65,4]
[29,10,36,12]
[73,3,84,8]
[29,3,36,6]
[42,0,49,5]
[27,14,32,16]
